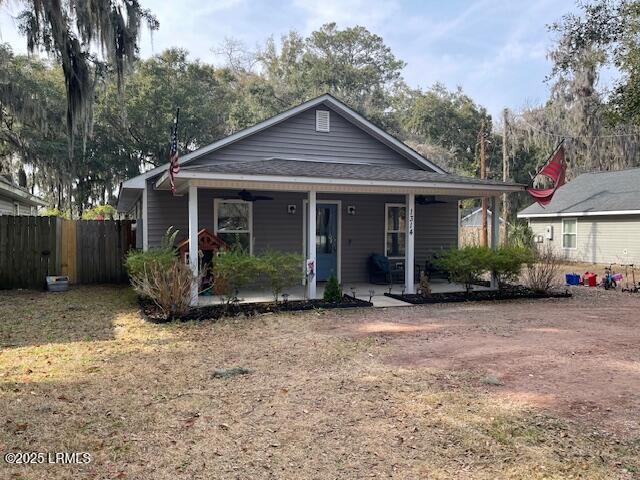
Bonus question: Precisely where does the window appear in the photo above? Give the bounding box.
[385,204,406,258]
[214,199,252,252]
[316,110,330,132]
[562,218,577,249]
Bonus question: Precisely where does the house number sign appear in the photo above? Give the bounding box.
[408,207,414,235]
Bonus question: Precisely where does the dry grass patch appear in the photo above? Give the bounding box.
[0,286,638,479]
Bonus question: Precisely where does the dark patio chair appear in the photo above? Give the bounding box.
[368,254,419,285]
[424,253,450,282]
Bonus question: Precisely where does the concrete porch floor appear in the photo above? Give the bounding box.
[199,280,492,308]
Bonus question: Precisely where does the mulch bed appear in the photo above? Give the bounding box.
[139,294,372,323]
[385,285,572,305]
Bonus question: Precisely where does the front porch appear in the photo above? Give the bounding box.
[198,279,492,308]
[143,159,521,307]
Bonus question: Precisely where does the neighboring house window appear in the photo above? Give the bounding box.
[562,218,577,249]
[214,199,252,253]
[385,204,406,258]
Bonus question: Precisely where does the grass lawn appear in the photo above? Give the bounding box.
[1,285,639,479]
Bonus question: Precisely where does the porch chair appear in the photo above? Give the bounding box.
[367,254,420,285]
[424,252,450,282]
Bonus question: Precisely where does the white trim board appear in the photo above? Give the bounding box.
[122,94,446,190]
[158,171,522,194]
[303,199,342,283]
[519,210,640,219]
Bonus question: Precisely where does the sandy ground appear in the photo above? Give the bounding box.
[1,285,639,479]
[325,286,640,438]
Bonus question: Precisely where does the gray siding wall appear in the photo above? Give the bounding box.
[191,104,424,170]
[529,215,640,264]
[0,196,14,215]
[0,195,36,215]
[147,185,458,283]
[415,201,459,262]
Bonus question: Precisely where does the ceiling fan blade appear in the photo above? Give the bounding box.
[252,195,274,201]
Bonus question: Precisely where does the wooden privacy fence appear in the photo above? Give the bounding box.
[0,216,134,289]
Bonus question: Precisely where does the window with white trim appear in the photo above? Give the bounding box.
[214,199,252,252]
[385,204,406,258]
[562,218,577,249]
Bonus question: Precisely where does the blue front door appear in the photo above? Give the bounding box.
[316,203,338,281]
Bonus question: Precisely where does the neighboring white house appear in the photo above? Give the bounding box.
[0,175,46,215]
[518,168,640,264]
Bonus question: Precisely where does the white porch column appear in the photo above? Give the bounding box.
[405,193,416,294]
[142,186,149,251]
[490,196,499,289]
[307,190,317,299]
[188,184,199,306]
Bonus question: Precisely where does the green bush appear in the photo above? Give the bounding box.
[39,207,70,219]
[492,246,535,288]
[258,250,303,301]
[508,222,535,249]
[82,204,117,220]
[125,227,178,277]
[213,246,261,301]
[435,246,493,292]
[323,274,342,302]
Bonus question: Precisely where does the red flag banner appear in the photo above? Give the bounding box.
[526,143,567,206]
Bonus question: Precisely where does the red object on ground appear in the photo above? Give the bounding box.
[583,272,597,287]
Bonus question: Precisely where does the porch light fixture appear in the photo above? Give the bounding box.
[347,205,356,215]
[287,204,297,214]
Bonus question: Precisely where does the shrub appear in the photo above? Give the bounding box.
[418,271,431,297]
[492,246,535,289]
[258,250,303,301]
[508,222,535,249]
[82,204,117,220]
[39,207,70,218]
[435,246,493,292]
[213,246,260,301]
[524,245,561,293]
[130,260,202,319]
[323,274,342,302]
[125,227,178,277]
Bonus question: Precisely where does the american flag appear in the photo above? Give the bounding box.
[169,108,180,195]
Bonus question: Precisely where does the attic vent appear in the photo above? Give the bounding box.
[315,110,330,132]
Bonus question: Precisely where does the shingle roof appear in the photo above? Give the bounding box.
[0,175,46,206]
[122,93,447,189]
[518,167,640,217]
[181,159,522,188]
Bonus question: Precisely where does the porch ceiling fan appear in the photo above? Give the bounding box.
[416,195,446,205]
[224,189,274,202]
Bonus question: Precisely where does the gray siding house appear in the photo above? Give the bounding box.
[0,176,46,215]
[118,94,522,304]
[518,168,640,265]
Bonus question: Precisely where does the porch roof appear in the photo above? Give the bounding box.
[155,159,524,197]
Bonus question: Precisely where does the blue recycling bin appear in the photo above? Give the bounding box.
[565,273,581,286]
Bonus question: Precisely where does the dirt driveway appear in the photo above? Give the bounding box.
[324,287,640,438]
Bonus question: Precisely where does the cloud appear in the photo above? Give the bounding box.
[292,0,400,32]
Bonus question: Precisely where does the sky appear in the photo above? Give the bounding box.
[0,0,583,119]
